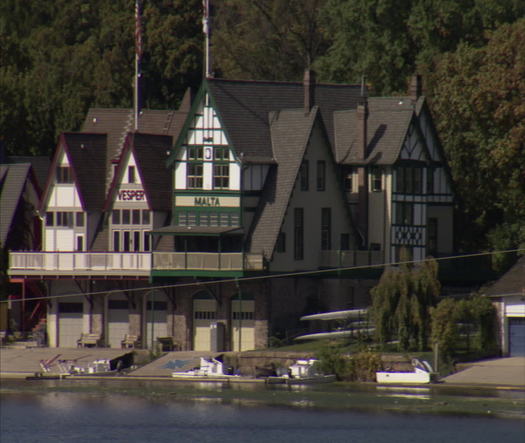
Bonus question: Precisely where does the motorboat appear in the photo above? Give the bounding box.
[376,358,434,384]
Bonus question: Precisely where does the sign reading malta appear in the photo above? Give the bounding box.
[194,196,220,206]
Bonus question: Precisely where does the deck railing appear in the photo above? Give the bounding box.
[8,251,151,276]
[152,252,264,272]
[9,251,265,276]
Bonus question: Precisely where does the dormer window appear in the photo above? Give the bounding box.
[128,166,136,183]
[56,166,72,183]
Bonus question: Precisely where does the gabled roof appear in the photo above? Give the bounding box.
[82,108,187,163]
[0,163,34,245]
[334,97,416,165]
[7,156,50,192]
[484,256,525,297]
[41,133,107,212]
[105,133,173,212]
[206,78,363,161]
[248,107,318,258]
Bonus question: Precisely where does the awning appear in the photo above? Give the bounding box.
[149,225,244,236]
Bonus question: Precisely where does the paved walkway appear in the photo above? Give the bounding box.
[0,347,132,377]
[441,357,525,387]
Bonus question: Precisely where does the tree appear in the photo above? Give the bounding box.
[426,18,525,257]
[212,0,330,81]
[431,295,497,362]
[371,258,440,351]
[0,0,203,157]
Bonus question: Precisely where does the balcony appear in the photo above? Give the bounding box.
[151,252,265,277]
[8,251,151,278]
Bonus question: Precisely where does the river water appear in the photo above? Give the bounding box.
[1,382,524,443]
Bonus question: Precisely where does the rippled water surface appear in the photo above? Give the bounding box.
[2,390,524,443]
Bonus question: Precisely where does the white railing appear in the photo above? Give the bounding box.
[319,250,383,268]
[152,252,265,272]
[8,252,151,276]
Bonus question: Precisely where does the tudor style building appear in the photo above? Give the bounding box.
[7,74,455,351]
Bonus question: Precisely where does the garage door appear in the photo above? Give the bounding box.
[58,302,83,347]
[193,295,216,351]
[231,297,255,352]
[509,317,525,357]
[108,299,129,348]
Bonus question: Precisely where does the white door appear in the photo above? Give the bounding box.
[108,299,129,348]
[232,299,255,352]
[193,298,217,351]
[58,302,83,347]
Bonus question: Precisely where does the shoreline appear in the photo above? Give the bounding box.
[2,376,524,421]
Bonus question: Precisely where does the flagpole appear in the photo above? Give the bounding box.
[134,0,142,131]
[203,0,211,78]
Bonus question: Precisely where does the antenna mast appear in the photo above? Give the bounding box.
[134,0,143,131]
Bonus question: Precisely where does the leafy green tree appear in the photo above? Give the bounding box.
[426,18,525,256]
[212,0,330,80]
[371,258,440,351]
[0,0,202,157]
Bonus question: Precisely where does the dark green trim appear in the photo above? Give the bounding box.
[174,190,241,197]
[174,206,241,212]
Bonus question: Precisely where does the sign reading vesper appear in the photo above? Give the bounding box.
[118,189,146,201]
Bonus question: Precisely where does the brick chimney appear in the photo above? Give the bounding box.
[304,69,316,114]
[355,100,368,161]
[409,74,422,102]
[356,99,369,247]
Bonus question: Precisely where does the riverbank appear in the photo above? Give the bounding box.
[2,375,525,421]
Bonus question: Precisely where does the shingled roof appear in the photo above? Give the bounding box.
[334,97,416,165]
[106,133,173,212]
[82,107,187,193]
[207,78,363,161]
[248,107,318,258]
[483,256,525,297]
[0,163,34,246]
[41,133,107,212]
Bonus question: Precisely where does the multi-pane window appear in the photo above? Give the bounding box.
[187,163,203,188]
[371,167,382,192]
[194,311,217,320]
[56,213,70,229]
[112,209,151,225]
[300,160,309,191]
[317,161,326,191]
[213,163,229,189]
[232,311,254,320]
[395,202,414,225]
[46,211,85,227]
[395,167,423,194]
[56,166,72,183]
[321,208,331,250]
[294,208,304,260]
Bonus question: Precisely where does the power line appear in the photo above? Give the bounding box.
[2,247,524,305]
